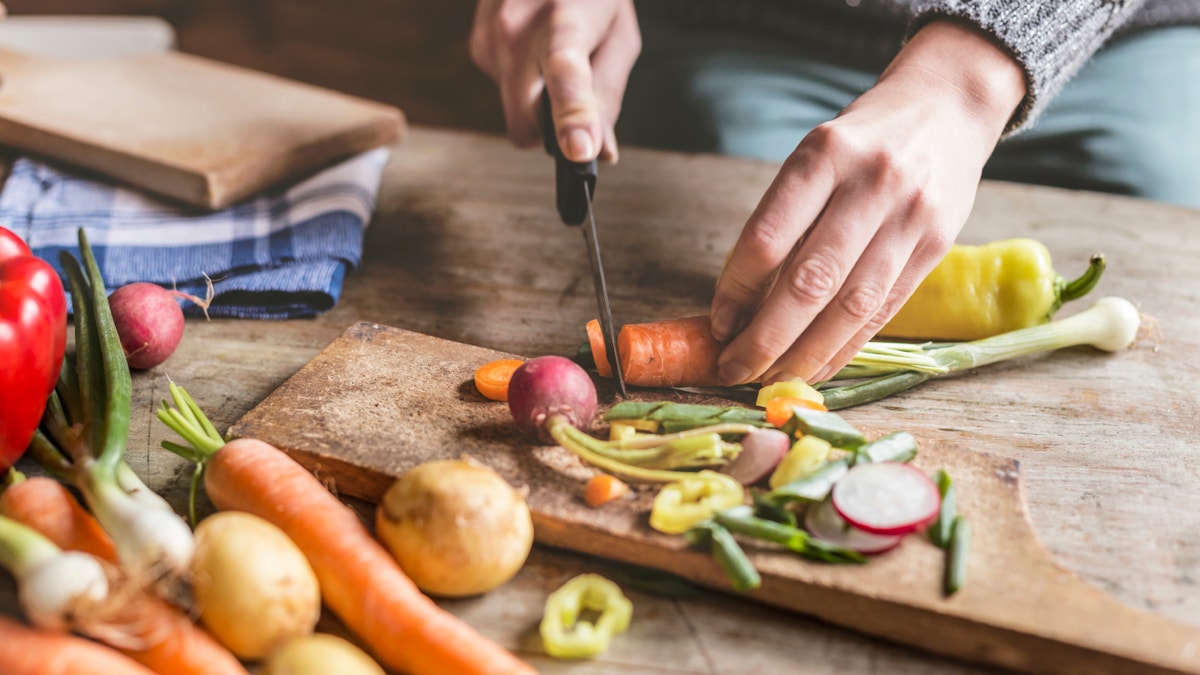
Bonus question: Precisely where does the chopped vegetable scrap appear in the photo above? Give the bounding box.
[880,238,1106,340]
[540,574,633,659]
[584,474,630,507]
[473,358,526,402]
[649,472,744,534]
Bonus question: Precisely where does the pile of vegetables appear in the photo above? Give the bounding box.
[1,228,537,675]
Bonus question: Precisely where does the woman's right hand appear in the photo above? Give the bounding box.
[469,0,641,163]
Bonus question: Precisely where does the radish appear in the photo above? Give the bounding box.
[831,462,940,536]
[721,428,789,485]
[108,280,211,370]
[507,355,598,444]
[803,497,903,555]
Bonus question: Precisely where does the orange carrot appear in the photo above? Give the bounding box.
[0,614,159,675]
[585,319,613,377]
[473,359,525,402]
[583,474,630,507]
[204,437,536,675]
[589,316,723,388]
[0,479,248,675]
[0,476,117,562]
[764,396,828,428]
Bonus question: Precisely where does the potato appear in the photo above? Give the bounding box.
[375,458,533,597]
[261,633,384,675]
[191,511,321,659]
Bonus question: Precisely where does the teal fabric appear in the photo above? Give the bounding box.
[620,21,1200,208]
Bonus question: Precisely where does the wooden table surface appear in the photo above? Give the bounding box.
[4,126,1199,674]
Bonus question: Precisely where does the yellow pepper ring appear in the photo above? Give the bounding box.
[649,471,745,535]
[880,238,1106,341]
[540,574,633,659]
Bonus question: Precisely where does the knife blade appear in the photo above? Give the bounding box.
[541,93,628,397]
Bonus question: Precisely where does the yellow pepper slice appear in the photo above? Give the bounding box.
[649,471,745,534]
[880,238,1105,340]
[768,435,832,489]
[540,574,633,659]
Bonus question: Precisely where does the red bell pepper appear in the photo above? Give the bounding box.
[0,226,68,470]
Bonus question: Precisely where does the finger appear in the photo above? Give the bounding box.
[497,52,544,148]
[717,175,892,385]
[590,2,641,162]
[488,1,545,147]
[710,142,836,344]
[539,8,608,162]
[763,227,917,385]
[468,0,502,79]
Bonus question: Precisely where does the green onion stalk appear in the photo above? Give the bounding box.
[30,229,194,590]
[546,416,755,482]
[823,296,1143,410]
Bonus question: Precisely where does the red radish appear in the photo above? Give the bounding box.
[108,281,211,370]
[804,497,903,555]
[721,428,789,485]
[507,355,598,444]
[831,462,940,536]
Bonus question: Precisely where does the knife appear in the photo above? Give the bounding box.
[540,92,628,398]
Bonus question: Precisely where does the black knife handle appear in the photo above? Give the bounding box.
[540,91,597,227]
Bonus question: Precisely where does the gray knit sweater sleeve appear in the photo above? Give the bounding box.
[907,1,1149,132]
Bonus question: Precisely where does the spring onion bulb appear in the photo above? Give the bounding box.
[824,297,1144,410]
[0,514,110,631]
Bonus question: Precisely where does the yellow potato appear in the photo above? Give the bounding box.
[261,634,384,675]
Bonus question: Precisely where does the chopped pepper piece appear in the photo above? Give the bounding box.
[540,574,633,659]
[649,471,745,535]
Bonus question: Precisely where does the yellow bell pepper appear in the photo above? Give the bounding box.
[880,238,1105,340]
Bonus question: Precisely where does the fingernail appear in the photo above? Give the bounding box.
[564,128,595,161]
[711,302,738,341]
[812,364,834,383]
[718,360,752,386]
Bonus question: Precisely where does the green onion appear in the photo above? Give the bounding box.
[823,297,1143,410]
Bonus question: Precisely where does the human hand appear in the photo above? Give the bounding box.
[469,0,641,163]
[711,20,1027,386]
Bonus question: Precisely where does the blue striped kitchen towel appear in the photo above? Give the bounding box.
[0,147,390,319]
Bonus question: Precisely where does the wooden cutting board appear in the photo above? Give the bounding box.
[0,47,404,208]
[228,322,1200,675]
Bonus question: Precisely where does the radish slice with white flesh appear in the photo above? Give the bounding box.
[804,498,903,555]
[721,428,790,485]
[831,462,940,536]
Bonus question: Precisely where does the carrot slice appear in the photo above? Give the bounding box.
[765,396,828,428]
[585,319,613,378]
[473,359,525,402]
[618,316,722,388]
[583,474,630,508]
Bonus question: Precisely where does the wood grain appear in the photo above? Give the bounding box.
[0,47,404,208]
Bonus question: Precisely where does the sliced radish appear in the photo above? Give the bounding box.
[831,462,940,536]
[804,498,903,555]
[721,428,789,486]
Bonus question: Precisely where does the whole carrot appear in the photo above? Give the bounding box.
[588,316,722,387]
[0,476,248,675]
[0,475,117,562]
[0,614,158,675]
[201,437,537,675]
